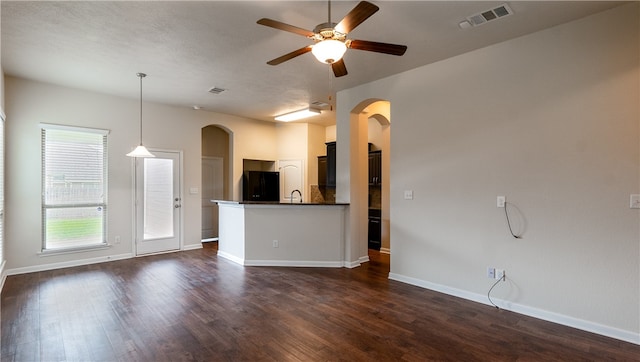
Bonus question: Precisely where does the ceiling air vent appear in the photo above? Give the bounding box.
[461,4,513,28]
[310,101,330,108]
[208,87,226,94]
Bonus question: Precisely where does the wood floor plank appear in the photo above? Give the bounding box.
[2,244,639,361]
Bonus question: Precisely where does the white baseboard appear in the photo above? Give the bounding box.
[6,253,134,276]
[0,259,6,292]
[244,260,344,268]
[217,250,245,265]
[388,272,640,346]
[343,259,362,268]
[183,243,204,251]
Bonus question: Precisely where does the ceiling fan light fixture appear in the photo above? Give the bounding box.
[311,39,347,64]
[275,108,321,122]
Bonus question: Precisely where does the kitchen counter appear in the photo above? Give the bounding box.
[214,200,349,267]
[215,200,348,206]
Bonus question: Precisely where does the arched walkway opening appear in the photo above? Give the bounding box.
[201,125,232,242]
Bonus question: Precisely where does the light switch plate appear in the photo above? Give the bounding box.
[630,194,640,209]
[190,187,199,195]
[404,190,414,200]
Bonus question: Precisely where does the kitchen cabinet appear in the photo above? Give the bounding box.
[368,208,381,250]
[368,150,382,186]
[317,156,327,186]
[322,142,336,188]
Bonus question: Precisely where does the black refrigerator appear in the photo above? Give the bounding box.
[242,171,280,202]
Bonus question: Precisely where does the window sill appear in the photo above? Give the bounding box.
[39,243,111,257]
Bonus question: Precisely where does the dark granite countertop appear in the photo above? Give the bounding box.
[213,200,349,206]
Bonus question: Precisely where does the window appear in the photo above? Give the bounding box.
[41,124,108,251]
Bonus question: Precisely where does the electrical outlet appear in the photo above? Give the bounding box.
[272,240,279,248]
[495,269,505,280]
[487,267,495,279]
[114,235,121,244]
[497,196,506,208]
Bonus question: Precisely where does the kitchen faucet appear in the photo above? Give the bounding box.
[290,189,302,203]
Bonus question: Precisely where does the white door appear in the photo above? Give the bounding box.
[279,159,303,203]
[202,157,223,240]
[135,150,181,255]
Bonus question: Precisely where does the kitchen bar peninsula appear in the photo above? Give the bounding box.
[215,201,349,267]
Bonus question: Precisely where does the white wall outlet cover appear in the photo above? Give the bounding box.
[404,190,414,200]
[630,194,640,209]
[497,196,506,208]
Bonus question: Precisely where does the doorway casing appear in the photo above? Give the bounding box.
[336,99,391,266]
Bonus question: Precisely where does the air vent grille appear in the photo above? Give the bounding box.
[311,101,330,108]
[208,87,226,94]
[464,4,513,27]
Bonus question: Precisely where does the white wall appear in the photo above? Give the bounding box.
[325,125,336,142]
[0,66,5,282]
[275,122,327,201]
[0,66,5,110]
[276,123,308,200]
[4,76,277,271]
[337,4,639,342]
[307,123,326,188]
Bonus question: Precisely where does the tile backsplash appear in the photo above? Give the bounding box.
[310,184,379,207]
[310,185,335,204]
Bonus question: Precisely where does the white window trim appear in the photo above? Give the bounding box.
[40,123,110,136]
[41,123,110,252]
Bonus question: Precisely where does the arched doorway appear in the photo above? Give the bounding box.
[367,113,390,254]
[337,99,390,265]
[201,125,232,242]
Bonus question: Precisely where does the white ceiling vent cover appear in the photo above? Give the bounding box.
[310,101,330,109]
[464,4,513,27]
[208,87,226,94]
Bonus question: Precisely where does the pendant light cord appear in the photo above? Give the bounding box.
[137,73,146,145]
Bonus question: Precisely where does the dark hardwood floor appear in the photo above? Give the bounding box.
[2,243,639,361]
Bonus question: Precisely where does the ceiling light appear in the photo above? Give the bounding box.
[275,108,321,122]
[126,73,155,158]
[311,39,347,64]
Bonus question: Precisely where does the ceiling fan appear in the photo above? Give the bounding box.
[257,1,407,77]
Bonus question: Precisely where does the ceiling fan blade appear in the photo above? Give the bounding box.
[335,1,379,34]
[257,18,315,37]
[266,46,313,65]
[331,59,348,77]
[348,39,408,56]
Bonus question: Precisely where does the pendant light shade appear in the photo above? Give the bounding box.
[126,72,155,158]
[126,145,155,158]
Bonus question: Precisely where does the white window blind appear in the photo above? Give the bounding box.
[41,124,109,250]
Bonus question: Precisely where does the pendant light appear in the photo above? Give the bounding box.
[126,72,155,158]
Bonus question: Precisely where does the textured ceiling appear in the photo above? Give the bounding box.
[1,1,626,125]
